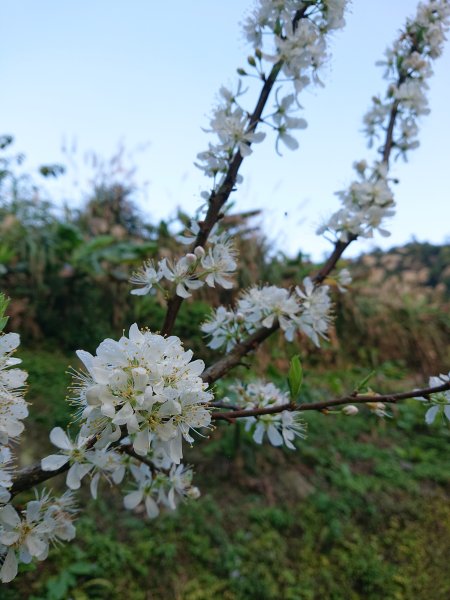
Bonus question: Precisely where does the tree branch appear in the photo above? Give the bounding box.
[161,8,309,337]
[211,380,450,421]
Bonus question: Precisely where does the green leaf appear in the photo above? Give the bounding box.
[288,355,303,401]
[0,293,9,332]
[354,370,376,393]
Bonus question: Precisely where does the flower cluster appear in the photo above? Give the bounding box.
[124,463,200,519]
[62,324,212,465]
[0,296,29,507]
[319,1,450,243]
[0,332,28,446]
[416,371,450,424]
[37,325,210,537]
[224,380,306,449]
[197,1,348,182]
[0,491,76,583]
[365,0,450,156]
[202,278,333,350]
[317,161,396,241]
[130,229,237,298]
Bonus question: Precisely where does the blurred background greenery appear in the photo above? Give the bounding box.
[1,136,449,599]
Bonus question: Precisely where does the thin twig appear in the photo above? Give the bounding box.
[211,381,450,420]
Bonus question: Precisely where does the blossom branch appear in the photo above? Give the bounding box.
[211,380,450,421]
[160,8,309,337]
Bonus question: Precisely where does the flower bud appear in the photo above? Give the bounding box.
[187,486,201,500]
[342,405,359,416]
[194,246,206,259]
[184,253,197,265]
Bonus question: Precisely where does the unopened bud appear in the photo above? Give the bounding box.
[194,246,206,259]
[187,486,201,500]
[236,312,245,323]
[185,253,197,265]
[237,68,247,76]
[366,401,385,411]
[342,405,359,416]
[247,55,256,67]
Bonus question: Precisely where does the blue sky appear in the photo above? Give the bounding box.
[2,1,449,259]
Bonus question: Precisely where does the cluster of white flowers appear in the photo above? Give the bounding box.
[0,491,76,583]
[224,380,306,449]
[0,297,81,583]
[317,161,396,242]
[416,371,450,424]
[202,278,334,350]
[36,324,211,536]
[197,1,348,181]
[0,332,28,446]
[130,228,237,299]
[365,0,450,156]
[319,1,450,243]
[124,462,200,519]
[0,303,29,504]
[53,324,213,464]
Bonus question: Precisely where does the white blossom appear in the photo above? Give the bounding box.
[159,256,204,298]
[295,277,333,347]
[0,332,28,445]
[0,492,76,583]
[203,281,334,350]
[73,324,212,464]
[200,234,237,289]
[228,380,306,449]
[129,259,163,296]
[416,372,450,424]
[41,427,94,490]
[0,447,13,505]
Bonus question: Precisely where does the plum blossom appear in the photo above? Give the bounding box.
[227,381,306,449]
[129,259,163,296]
[41,427,95,490]
[295,277,333,347]
[0,492,76,583]
[202,281,334,350]
[200,234,237,289]
[416,372,450,424]
[0,332,28,445]
[72,324,212,464]
[123,462,200,519]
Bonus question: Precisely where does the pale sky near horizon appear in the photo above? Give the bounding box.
[2,1,449,260]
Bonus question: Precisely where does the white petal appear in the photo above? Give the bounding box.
[41,454,69,471]
[133,430,150,456]
[26,500,41,523]
[75,349,94,373]
[25,533,47,557]
[129,323,143,343]
[124,489,143,510]
[49,427,72,451]
[253,423,265,445]
[425,405,439,425]
[145,495,160,519]
[90,472,100,499]
[0,504,20,527]
[267,425,283,447]
[0,531,20,546]
[0,333,20,354]
[0,548,18,583]
[444,405,450,421]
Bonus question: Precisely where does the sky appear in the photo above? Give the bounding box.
[2,1,450,260]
